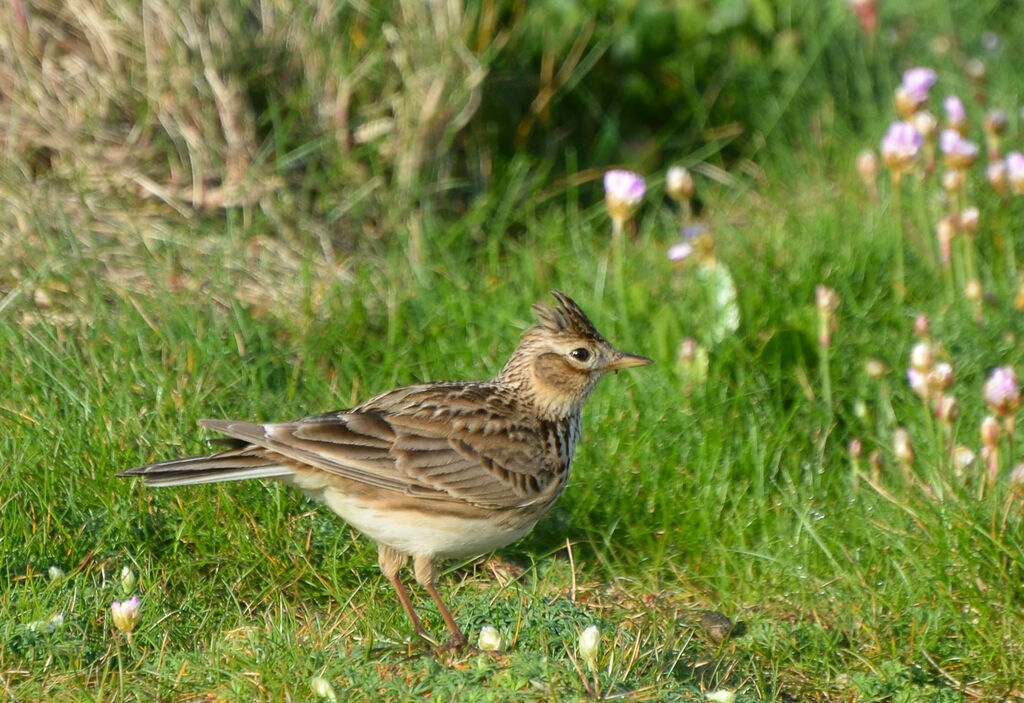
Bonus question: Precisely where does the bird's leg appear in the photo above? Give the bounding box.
[414,554,467,650]
[378,545,428,639]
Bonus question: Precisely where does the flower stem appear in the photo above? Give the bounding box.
[893,174,906,300]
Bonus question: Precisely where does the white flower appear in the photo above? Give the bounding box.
[111,596,140,634]
[48,566,66,582]
[707,690,737,703]
[311,676,337,701]
[666,166,695,202]
[578,625,600,670]
[478,625,503,652]
[603,169,646,223]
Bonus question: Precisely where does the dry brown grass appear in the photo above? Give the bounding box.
[0,1,495,248]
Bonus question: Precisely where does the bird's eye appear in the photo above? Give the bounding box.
[569,347,591,362]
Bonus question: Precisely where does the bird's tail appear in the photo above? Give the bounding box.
[117,443,294,487]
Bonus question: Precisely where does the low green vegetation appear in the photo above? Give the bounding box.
[3,1,1023,701]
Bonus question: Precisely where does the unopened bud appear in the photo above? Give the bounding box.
[952,445,976,474]
[856,149,880,183]
[666,166,695,203]
[935,394,959,423]
[984,109,1008,136]
[865,358,889,378]
[913,313,930,339]
[960,206,980,235]
[909,342,933,373]
[848,438,864,459]
[964,279,983,302]
[987,160,1007,194]
[965,58,987,84]
[936,217,955,265]
[893,86,918,119]
[980,415,1001,447]
[927,362,954,392]
[910,111,939,142]
[893,428,914,464]
[942,169,964,193]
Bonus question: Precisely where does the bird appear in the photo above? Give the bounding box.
[118,291,652,649]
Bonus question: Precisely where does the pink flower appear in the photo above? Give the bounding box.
[668,242,693,261]
[943,95,966,128]
[939,129,979,169]
[111,595,140,634]
[880,122,923,173]
[603,169,646,222]
[1005,151,1024,194]
[902,67,938,104]
[984,366,1021,416]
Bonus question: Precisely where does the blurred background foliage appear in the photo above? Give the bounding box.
[1,0,1020,250]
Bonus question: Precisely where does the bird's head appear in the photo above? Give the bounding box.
[498,291,652,418]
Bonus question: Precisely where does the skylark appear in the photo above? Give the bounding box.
[118,291,651,648]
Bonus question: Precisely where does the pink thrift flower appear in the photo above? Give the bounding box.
[902,67,938,104]
[111,595,140,634]
[880,121,923,174]
[668,242,693,261]
[1005,151,1024,194]
[603,169,646,223]
[943,95,967,128]
[984,366,1021,416]
[939,129,979,169]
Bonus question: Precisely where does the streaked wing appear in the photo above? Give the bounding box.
[200,382,563,508]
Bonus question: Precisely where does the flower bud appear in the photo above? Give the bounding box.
[311,677,338,701]
[910,111,939,142]
[952,445,976,474]
[983,366,1021,416]
[893,428,914,464]
[934,394,959,423]
[964,279,983,302]
[864,358,889,378]
[984,109,1008,136]
[1006,152,1024,194]
[987,160,1007,194]
[1010,462,1024,489]
[578,625,600,671]
[853,399,870,421]
[909,342,933,373]
[980,415,1001,447]
[913,314,929,339]
[927,362,954,393]
[936,216,955,265]
[666,166,695,203]
[941,169,963,194]
[120,566,136,595]
[943,95,967,133]
[959,206,980,235]
[856,149,880,183]
[848,438,864,459]
[907,367,929,399]
[965,58,987,84]
[478,625,503,652]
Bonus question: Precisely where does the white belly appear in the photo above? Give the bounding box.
[319,487,532,558]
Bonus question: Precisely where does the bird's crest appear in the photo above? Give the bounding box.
[530,291,604,341]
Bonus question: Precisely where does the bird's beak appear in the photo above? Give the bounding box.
[605,350,654,371]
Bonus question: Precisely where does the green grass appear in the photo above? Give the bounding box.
[5,3,1024,702]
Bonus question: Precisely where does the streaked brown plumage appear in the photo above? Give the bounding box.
[118,291,651,648]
